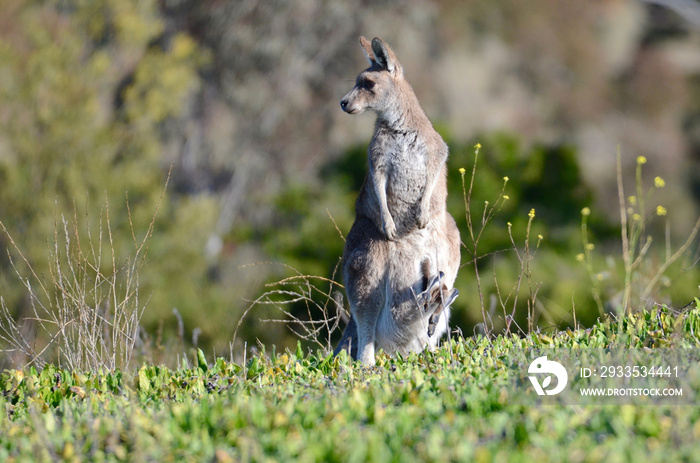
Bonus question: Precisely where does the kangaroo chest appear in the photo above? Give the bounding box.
[371,129,427,203]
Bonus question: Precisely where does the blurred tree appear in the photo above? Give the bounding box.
[0,0,223,352]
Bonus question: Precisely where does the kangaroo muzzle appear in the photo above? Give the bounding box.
[340,89,364,114]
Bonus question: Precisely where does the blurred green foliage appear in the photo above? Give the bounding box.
[0,0,225,354]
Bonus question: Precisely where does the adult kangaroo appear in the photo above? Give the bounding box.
[335,37,461,365]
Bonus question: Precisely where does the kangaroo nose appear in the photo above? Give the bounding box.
[340,99,348,111]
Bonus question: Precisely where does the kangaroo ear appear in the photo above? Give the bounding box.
[371,37,402,75]
[359,36,376,64]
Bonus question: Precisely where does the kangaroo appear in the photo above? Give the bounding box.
[340,36,448,240]
[335,37,461,365]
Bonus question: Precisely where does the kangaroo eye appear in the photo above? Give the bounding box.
[364,79,375,90]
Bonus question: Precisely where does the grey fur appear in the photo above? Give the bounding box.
[336,37,461,365]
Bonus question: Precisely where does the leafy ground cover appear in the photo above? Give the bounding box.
[2,306,700,462]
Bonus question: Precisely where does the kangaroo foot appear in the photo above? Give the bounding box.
[427,288,459,337]
[414,271,445,309]
[413,271,460,336]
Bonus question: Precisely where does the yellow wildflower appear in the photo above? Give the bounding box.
[528,209,536,219]
[581,207,590,216]
[656,205,667,216]
[585,243,595,251]
[576,254,585,262]
[654,176,665,188]
[637,156,647,165]
[628,196,636,206]
[475,143,482,150]
[459,167,466,175]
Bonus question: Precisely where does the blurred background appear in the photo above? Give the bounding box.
[0,0,699,361]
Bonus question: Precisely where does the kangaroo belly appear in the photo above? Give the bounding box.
[374,303,451,355]
[372,226,449,355]
[386,182,422,234]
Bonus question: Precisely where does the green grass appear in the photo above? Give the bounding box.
[2,305,700,462]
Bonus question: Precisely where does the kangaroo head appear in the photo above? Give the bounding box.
[340,36,407,116]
